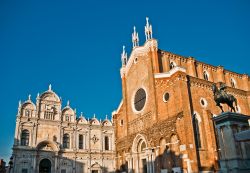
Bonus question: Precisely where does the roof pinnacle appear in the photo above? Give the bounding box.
[145,17,153,40]
[132,26,139,48]
[121,45,128,67]
[49,84,52,91]
[28,94,31,100]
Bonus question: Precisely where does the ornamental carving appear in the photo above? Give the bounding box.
[128,112,152,134]
[91,135,99,144]
[117,112,183,152]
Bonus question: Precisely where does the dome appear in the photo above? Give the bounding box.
[39,85,60,102]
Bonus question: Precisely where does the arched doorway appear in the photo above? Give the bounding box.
[39,159,51,173]
[131,134,149,173]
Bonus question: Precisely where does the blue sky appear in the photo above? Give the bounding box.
[0,0,249,162]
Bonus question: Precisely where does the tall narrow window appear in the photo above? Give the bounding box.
[193,114,202,148]
[21,129,29,146]
[63,134,70,149]
[79,134,83,149]
[230,78,236,88]
[203,71,209,81]
[25,110,30,117]
[105,136,109,150]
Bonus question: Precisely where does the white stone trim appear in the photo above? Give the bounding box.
[124,39,158,76]
[154,66,186,78]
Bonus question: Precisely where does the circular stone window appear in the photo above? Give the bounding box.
[134,88,146,112]
[163,92,170,102]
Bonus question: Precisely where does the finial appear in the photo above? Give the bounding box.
[28,94,31,100]
[80,112,83,117]
[106,115,108,120]
[132,26,139,48]
[74,108,76,114]
[67,100,70,106]
[37,93,40,98]
[18,100,21,107]
[145,17,153,40]
[100,118,101,122]
[93,113,96,118]
[49,84,52,91]
[121,46,127,67]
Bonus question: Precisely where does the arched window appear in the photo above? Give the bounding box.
[63,134,70,149]
[203,71,209,81]
[230,78,236,88]
[25,110,30,117]
[21,129,29,146]
[169,62,176,70]
[104,136,109,150]
[79,134,83,149]
[193,113,202,148]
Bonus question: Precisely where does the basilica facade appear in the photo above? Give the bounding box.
[12,85,115,173]
[112,18,250,173]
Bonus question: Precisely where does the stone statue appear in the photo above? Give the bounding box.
[212,83,237,112]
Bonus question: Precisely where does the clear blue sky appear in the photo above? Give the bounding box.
[0,0,249,162]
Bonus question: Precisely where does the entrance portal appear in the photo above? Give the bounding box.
[39,159,51,173]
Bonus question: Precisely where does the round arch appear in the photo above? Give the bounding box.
[39,158,51,173]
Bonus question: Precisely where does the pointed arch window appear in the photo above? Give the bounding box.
[21,129,29,146]
[63,134,70,149]
[203,71,209,81]
[104,136,109,150]
[169,62,176,70]
[193,113,202,148]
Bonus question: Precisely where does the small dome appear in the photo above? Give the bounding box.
[21,100,36,111]
[102,119,112,126]
[90,118,100,125]
[77,116,88,124]
[62,106,74,115]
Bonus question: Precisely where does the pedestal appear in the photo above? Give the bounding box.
[213,112,250,173]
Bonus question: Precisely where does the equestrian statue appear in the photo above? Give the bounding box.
[212,82,237,112]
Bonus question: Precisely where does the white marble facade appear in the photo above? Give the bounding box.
[12,85,115,173]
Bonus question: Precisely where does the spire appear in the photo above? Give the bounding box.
[132,26,139,48]
[28,94,31,100]
[67,100,70,107]
[49,84,52,91]
[121,46,127,67]
[80,112,83,117]
[93,113,96,118]
[105,114,108,120]
[37,93,40,98]
[145,17,153,40]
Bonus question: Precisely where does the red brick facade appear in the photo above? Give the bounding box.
[113,38,250,172]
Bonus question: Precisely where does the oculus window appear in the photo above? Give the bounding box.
[134,88,146,112]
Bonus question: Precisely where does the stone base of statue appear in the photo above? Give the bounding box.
[213,112,250,173]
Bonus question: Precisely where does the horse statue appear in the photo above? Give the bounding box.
[212,83,237,112]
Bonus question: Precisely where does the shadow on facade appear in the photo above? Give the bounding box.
[115,147,184,173]
[12,138,112,173]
